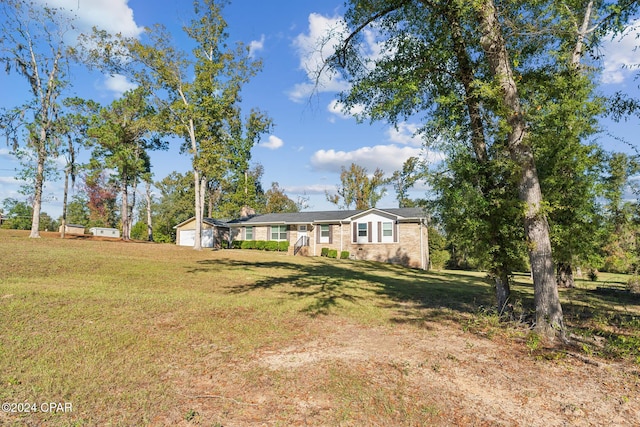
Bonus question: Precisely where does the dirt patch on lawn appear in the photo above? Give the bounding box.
[164,317,640,426]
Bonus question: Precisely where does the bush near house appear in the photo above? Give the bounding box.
[234,240,289,252]
[340,251,350,259]
[321,247,329,257]
[327,249,338,259]
[278,241,289,252]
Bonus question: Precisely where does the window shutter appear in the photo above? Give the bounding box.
[368,222,372,243]
[329,225,333,244]
[377,222,382,243]
[353,222,357,242]
[394,222,398,243]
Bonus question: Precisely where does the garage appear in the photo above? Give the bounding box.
[177,228,213,247]
[174,217,230,249]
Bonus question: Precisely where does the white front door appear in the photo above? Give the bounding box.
[298,225,308,246]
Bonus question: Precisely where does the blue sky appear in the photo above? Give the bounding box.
[1,0,639,219]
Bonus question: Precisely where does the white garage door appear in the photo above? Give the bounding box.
[179,229,213,247]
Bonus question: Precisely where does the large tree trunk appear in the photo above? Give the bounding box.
[193,169,203,250]
[29,133,47,238]
[494,270,511,315]
[145,181,153,242]
[477,0,565,341]
[187,114,203,250]
[449,7,513,309]
[61,164,69,239]
[129,178,137,239]
[121,184,130,241]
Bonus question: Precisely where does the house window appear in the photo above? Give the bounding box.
[245,226,253,240]
[358,223,367,238]
[382,221,393,243]
[319,225,330,243]
[270,225,287,241]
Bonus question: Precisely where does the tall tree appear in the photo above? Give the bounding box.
[88,88,164,240]
[153,171,195,243]
[325,0,637,339]
[264,182,300,213]
[83,169,118,228]
[326,163,387,210]
[80,0,267,249]
[0,0,72,238]
[57,97,100,238]
[389,156,424,208]
[600,152,640,273]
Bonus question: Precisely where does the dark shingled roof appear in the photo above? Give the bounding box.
[227,207,426,226]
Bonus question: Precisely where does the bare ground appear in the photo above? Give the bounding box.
[159,316,639,426]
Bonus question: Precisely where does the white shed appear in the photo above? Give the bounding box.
[89,227,120,238]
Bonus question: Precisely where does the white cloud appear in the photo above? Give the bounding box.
[249,34,266,58]
[260,135,284,150]
[103,74,137,97]
[327,99,365,120]
[0,176,21,185]
[289,13,388,103]
[601,19,640,84]
[0,148,17,161]
[34,0,144,38]
[310,145,423,175]
[289,13,351,102]
[386,122,423,146]
[283,184,334,195]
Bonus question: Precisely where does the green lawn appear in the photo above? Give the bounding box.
[1,230,638,425]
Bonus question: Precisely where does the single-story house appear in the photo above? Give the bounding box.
[174,217,230,249]
[89,227,120,238]
[227,207,430,269]
[59,223,85,235]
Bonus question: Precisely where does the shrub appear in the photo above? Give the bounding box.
[241,240,255,249]
[321,247,329,257]
[327,249,338,259]
[278,241,289,252]
[231,240,242,249]
[130,221,148,240]
[265,241,279,251]
[255,240,267,250]
[588,268,598,281]
[430,250,450,270]
[340,251,350,259]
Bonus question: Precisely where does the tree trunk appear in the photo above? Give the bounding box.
[145,181,153,242]
[193,168,203,250]
[129,178,137,238]
[477,0,565,341]
[61,165,69,239]
[449,6,513,309]
[557,262,575,288]
[494,271,511,315]
[29,133,47,238]
[121,184,130,240]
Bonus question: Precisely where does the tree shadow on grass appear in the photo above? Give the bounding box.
[187,256,496,324]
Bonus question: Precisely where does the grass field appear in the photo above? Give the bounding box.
[1,229,639,426]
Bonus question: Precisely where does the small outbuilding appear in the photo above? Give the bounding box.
[89,227,120,238]
[174,217,230,249]
[59,223,85,236]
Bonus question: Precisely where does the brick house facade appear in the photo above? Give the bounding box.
[228,208,430,269]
